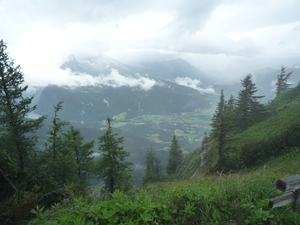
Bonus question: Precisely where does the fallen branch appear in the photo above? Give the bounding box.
[0,168,18,193]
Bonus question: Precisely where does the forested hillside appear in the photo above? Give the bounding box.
[179,72,300,178]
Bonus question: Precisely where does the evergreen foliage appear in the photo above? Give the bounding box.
[276,66,293,97]
[166,135,182,175]
[97,117,133,194]
[43,102,77,192]
[142,146,162,184]
[0,39,45,190]
[211,90,234,170]
[235,74,264,129]
[0,39,46,223]
[64,126,95,193]
[224,95,236,133]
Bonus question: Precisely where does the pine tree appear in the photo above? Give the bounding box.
[235,74,264,129]
[211,90,226,138]
[44,102,77,187]
[142,146,162,184]
[224,95,236,134]
[210,90,228,169]
[97,117,133,194]
[166,135,182,175]
[64,126,94,192]
[276,66,293,96]
[0,39,45,183]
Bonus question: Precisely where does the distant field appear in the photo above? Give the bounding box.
[108,107,213,152]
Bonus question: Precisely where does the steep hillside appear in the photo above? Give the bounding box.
[179,83,300,178]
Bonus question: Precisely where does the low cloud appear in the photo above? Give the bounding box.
[175,77,215,94]
[95,70,157,91]
[26,68,157,91]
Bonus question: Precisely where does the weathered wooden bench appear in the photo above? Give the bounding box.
[269,174,300,211]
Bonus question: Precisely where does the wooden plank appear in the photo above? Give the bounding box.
[276,174,300,192]
[269,192,294,208]
[293,189,300,212]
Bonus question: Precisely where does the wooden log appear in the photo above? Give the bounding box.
[276,174,300,192]
[269,192,294,208]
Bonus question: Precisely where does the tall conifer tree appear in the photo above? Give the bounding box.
[276,66,293,97]
[210,90,228,169]
[142,146,162,184]
[97,117,133,194]
[235,74,264,129]
[166,135,182,175]
[0,40,45,182]
[64,126,94,192]
[44,102,77,187]
[224,95,236,134]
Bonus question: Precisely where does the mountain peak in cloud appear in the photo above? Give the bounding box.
[61,53,122,76]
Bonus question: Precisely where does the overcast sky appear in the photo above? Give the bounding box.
[1,0,300,86]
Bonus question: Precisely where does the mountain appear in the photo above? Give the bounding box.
[36,53,217,119]
[34,83,212,123]
[61,54,158,79]
[139,58,213,86]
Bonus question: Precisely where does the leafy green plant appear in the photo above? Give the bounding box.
[241,199,274,225]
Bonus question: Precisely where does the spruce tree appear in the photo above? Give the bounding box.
[211,90,226,139]
[0,39,45,184]
[142,146,162,184]
[235,74,264,129]
[64,126,94,192]
[97,117,133,194]
[276,66,293,97]
[224,95,236,134]
[44,102,77,187]
[166,135,182,175]
[210,90,228,169]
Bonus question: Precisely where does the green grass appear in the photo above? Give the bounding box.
[270,84,300,107]
[232,103,300,148]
